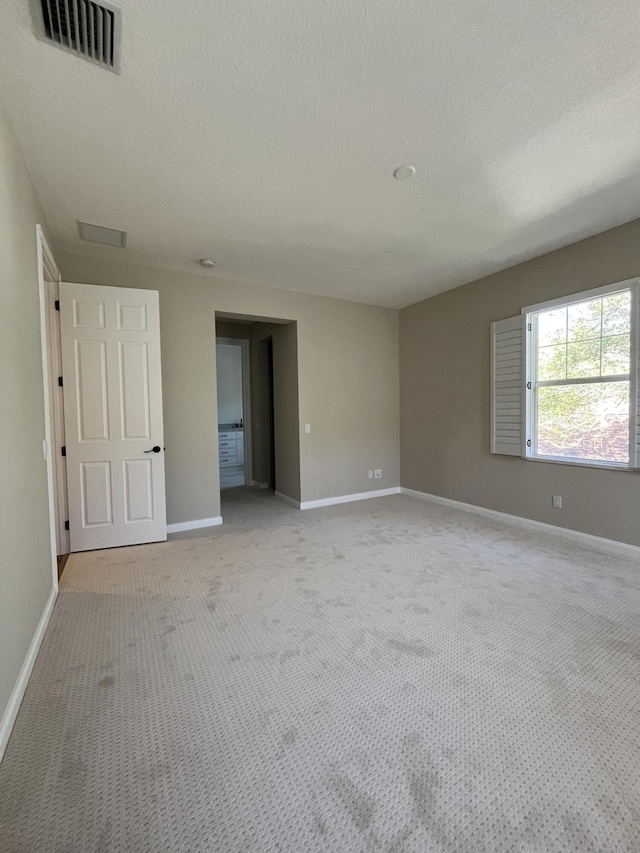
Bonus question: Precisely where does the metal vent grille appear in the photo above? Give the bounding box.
[39,0,122,72]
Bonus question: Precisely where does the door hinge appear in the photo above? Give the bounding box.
[526,381,532,389]
[58,376,63,387]
[527,323,532,331]
[61,446,66,457]
[527,439,532,447]
[54,299,60,311]
[64,520,69,531]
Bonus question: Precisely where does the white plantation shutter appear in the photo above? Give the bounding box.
[491,315,525,456]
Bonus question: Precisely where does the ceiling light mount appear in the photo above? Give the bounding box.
[200,258,216,268]
[393,165,416,181]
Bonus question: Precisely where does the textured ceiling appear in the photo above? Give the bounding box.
[2,0,640,308]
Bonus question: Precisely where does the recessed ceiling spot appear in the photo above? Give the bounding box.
[200,258,216,268]
[77,220,126,247]
[393,165,416,181]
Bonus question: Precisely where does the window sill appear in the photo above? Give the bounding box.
[526,455,635,473]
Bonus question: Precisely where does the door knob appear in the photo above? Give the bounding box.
[145,445,162,453]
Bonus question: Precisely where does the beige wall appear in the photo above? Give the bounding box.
[272,322,300,501]
[0,99,56,726]
[215,320,250,340]
[58,254,400,521]
[400,219,640,546]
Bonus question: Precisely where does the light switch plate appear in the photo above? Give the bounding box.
[305,424,311,433]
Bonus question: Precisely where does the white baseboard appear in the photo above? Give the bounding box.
[400,487,640,559]
[274,491,301,509]
[0,585,57,764]
[166,516,223,534]
[251,481,269,489]
[300,486,401,511]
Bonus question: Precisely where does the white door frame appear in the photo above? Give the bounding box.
[36,225,63,590]
[217,337,252,485]
[45,275,70,555]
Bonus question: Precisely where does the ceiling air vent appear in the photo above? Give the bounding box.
[77,221,127,247]
[38,0,122,73]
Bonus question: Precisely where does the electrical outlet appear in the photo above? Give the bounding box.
[552,495,562,509]
[304,424,311,433]
[368,470,374,479]
[374,469,382,479]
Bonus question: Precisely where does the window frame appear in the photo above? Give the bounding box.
[522,279,639,471]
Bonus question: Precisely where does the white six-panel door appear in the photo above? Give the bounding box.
[60,283,167,551]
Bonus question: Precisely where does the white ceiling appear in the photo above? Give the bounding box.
[2,1,640,308]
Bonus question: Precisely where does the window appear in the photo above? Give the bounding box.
[490,278,640,469]
[529,287,632,466]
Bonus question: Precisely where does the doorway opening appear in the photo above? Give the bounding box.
[215,314,300,514]
[216,335,251,489]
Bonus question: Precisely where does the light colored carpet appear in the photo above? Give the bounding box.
[1,489,640,852]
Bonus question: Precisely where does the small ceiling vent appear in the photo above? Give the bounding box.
[77,221,127,247]
[38,0,122,73]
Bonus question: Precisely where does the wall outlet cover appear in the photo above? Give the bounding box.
[368,470,373,479]
[552,495,562,509]
[374,469,382,478]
